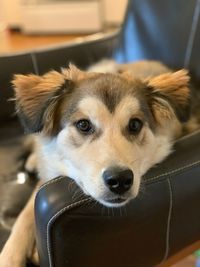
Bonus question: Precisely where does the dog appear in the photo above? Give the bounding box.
[0,60,199,267]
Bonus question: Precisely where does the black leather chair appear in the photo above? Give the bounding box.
[1,0,200,266]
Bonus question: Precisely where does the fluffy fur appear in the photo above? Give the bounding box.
[14,61,192,206]
[0,60,199,267]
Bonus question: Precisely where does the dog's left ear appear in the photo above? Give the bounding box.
[146,70,190,124]
[13,65,85,135]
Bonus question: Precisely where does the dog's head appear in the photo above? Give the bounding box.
[13,64,190,207]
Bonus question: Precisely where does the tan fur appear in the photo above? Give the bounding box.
[14,71,66,135]
[147,70,190,130]
[147,70,190,105]
[120,60,171,79]
[0,60,194,267]
[62,63,88,81]
[14,71,65,114]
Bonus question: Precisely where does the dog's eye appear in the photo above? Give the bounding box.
[128,118,143,134]
[75,119,94,134]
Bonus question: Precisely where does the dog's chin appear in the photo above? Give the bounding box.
[75,182,132,207]
[97,197,130,208]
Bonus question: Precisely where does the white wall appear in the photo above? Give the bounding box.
[1,0,128,28]
[103,0,128,25]
[0,1,5,21]
[1,0,22,27]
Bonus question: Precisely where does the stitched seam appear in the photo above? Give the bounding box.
[145,160,200,183]
[40,160,200,265]
[46,198,92,267]
[38,160,200,190]
[39,176,66,191]
[177,129,200,142]
[159,178,173,264]
[184,0,200,68]
[44,178,175,267]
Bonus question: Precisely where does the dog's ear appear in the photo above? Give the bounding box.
[13,65,84,135]
[146,70,190,125]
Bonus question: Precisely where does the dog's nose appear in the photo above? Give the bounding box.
[103,166,133,195]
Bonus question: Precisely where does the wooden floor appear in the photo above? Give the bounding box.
[171,256,196,267]
[160,241,200,267]
[0,29,199,267]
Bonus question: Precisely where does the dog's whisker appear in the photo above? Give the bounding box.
[67,180,76,193]
[68,181,73,192]
[71,188,83,201]
[77,191,87,201]
[101,205,105,215]
[111,207,115,217]
[106,207,110,217]
[83,198,94,206]
[124,205,128,216]
[8,97,16,102]
[119,206,123,217]
[68,181,76,195]
[122,206,126,216]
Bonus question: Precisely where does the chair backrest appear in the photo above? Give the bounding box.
[0,33,117,122]
[114,0,200,80]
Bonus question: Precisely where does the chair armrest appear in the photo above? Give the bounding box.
[35,130,200,267]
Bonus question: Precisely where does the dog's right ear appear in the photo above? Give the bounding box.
[13,65,85,135]
[146,70,191,125]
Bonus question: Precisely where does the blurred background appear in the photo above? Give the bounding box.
[0,0,127,53]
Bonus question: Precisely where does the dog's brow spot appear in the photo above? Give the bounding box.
[99,89,122,113]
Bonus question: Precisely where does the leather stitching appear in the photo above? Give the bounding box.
[39,160,200,266]
[145,160,200,183]
[39,159,200,191]
[46,197,92,267]
[159,178,173,265]
[39,176,66,190]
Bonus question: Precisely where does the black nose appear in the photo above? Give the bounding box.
[103,166,134,195]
